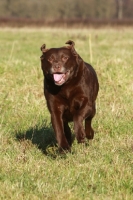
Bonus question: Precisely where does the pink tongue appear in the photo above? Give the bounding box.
[53,74,64,82]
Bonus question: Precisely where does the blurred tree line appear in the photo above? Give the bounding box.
[0,0,133,20]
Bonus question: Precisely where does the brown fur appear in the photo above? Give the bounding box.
[40,40,99,152]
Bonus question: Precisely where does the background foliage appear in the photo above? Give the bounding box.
[0,0,133,20]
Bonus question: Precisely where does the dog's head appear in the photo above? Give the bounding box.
[40,40,82,86]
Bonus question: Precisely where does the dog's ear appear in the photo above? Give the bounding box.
[65,40,75,47]
[65,40,77,55]
[40,44,48,60]
[66,40,82,65]
[40,44,49,53]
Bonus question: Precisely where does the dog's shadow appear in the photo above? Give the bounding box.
[16,122,58,156]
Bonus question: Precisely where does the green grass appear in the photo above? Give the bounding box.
[0,27,133,200]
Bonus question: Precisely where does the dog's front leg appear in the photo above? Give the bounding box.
[73,98,93,143]
[51,112,70,152]
[73,114,86,143]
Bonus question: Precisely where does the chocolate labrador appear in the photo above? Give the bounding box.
[40,40,99,152]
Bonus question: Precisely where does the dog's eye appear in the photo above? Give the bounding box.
[62,55,69,62]
[48,55,55,63]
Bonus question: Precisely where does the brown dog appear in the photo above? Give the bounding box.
[40,40,99,152]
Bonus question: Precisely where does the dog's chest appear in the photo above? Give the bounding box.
[59,89,84,114]
[62,96,84,122]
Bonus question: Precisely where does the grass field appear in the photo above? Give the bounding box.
[0,27,133,200]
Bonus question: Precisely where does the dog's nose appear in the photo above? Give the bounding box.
[54,63,61,71]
